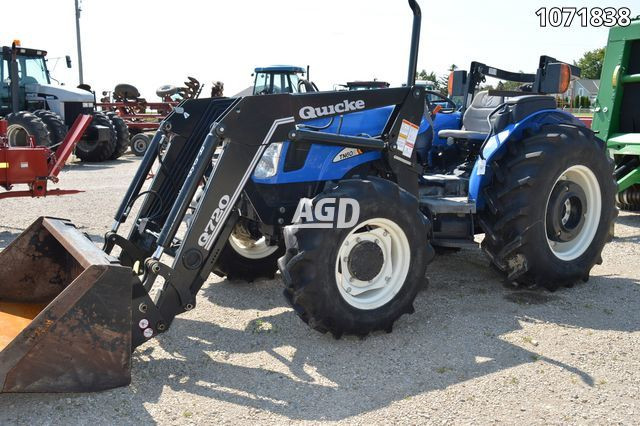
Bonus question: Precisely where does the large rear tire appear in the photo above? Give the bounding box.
[279,177,434,338]
[478,124,617,290]
[32,110,68,146]
[106,112,131,159]
[75,112,117,162]
[5,111,52,147]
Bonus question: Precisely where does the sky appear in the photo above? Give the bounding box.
[2,0,637,99]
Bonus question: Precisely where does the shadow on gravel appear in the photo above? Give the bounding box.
[0,211,637,422]
[616,212,640,227]
[109,249,638,421]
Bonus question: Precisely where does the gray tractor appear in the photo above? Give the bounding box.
[0,42,129,161]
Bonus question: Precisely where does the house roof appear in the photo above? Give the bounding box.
[574,79,600,94]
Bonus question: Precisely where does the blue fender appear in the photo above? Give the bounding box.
[469,109,587,209]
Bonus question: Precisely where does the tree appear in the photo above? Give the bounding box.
[574,48,605,79]
[496,80,524,91]
[417,69,438,83]
[417,69,443,92]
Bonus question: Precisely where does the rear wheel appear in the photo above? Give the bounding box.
[479,125,617,290]
[279,177,434,337]
[75,112,117,162]
[106,112,131,159]
[5,111,52,147]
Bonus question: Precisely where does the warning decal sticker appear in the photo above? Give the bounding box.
[396,119,419,158]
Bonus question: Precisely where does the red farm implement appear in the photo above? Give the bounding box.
[97,79,203,156]
[0,115,92,200]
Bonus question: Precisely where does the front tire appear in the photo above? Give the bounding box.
[75,112,117,162]
[279,178,434,338]
[479,124,617,290]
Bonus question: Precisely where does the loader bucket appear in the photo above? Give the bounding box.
[0,217,133,393]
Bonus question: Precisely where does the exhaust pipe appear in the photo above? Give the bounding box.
[407,0,422,86]
[0,217,134,393]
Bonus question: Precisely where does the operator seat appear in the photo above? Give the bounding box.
[438,91,504,140]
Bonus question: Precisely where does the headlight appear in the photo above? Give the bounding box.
[253,142,283,179]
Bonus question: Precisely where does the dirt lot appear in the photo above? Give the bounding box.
[1,156,639,424]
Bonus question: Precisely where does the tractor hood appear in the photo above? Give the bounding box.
[26,83,94,103]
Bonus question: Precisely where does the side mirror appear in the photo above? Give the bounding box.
[448,70,467,97]
[65,55,72,68]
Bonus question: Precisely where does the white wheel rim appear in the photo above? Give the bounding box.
[7,125,29,147]
[334,218,411,310]
[545,165,602,261]
[228,232,278,260]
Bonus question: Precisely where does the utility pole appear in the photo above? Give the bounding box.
[74,0,84,84]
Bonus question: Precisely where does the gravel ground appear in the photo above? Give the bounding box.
[0,155,639,425]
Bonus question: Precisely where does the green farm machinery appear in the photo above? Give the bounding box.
[593,17,640,210]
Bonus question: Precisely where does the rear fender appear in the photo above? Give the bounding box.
[469,109,586,209]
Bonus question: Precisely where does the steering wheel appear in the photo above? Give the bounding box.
[424,90,457,113]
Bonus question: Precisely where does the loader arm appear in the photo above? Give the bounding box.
[104,87,427,348]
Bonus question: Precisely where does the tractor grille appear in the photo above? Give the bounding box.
[63,102,93,126]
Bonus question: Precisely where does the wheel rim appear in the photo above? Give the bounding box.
[544,165,602,261]
[228,226,279,259]
[334,218,411,310]
[133,138,148,153]
[7,125,29,147]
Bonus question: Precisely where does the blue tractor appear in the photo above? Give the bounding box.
[251,65,317,95]
[220,42,616,337]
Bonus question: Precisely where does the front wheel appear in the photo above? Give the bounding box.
[75,112,117,162]
[279,177,434,338]
[479,124,617,290]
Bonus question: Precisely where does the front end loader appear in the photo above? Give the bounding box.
[0,0,616,393]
